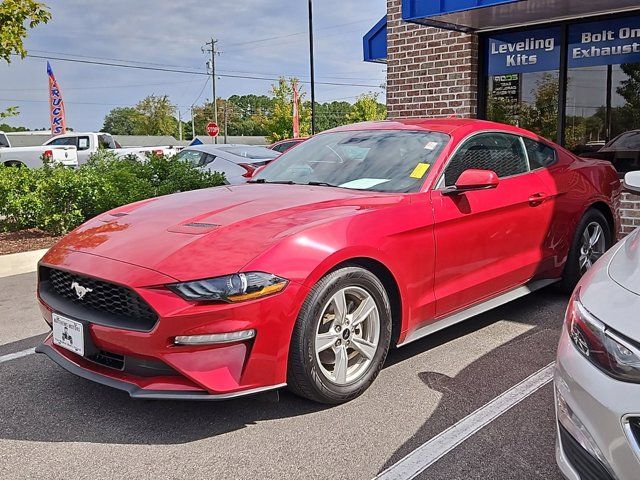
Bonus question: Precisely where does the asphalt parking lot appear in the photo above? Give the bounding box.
[0,270,566,480]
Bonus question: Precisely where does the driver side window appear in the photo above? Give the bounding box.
[443,133,529,187]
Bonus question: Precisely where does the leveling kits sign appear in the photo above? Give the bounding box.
[487,15,640,76]
[486,28,561,76]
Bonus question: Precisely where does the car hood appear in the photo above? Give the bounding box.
[608,227,640,295]
[48,184,403,281]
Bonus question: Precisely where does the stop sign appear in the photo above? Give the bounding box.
[206,122,220,137]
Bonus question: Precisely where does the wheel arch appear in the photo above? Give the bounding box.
[3,160,26,167]
[588,201,617,241]
[328,257,403,348]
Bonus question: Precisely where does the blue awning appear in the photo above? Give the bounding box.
[363,16,387,63]
[402,0,640,32]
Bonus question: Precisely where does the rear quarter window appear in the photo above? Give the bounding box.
[523,138,556,169]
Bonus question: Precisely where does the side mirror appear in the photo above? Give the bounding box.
[443,169,499,195]
[623,171,640,195]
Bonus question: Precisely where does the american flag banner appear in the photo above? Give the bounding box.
[47,62,67,135]
[292,81,300,139]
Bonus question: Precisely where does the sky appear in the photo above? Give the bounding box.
[0,0,387,132]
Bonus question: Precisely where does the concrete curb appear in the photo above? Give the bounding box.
[0,249,48,279]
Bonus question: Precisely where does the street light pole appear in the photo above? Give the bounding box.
[308,0,316,135]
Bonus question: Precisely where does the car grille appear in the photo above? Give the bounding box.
[39,266,158,332]
[559,424,615,480]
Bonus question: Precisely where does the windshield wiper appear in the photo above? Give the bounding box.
[247,179,296,185]
[306,181,338,187]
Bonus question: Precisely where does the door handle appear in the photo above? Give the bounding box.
[528,193,548,206]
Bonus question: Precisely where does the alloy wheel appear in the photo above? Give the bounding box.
[314,286,380,385]
[579,221,606,274]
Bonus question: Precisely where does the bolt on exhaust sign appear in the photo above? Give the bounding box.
[47,61,67,135]
[569,16,640,68]
[486,27,561,76]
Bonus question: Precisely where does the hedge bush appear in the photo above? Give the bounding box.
[0,151,226,236]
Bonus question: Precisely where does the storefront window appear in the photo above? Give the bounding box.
[485,27,561,140]
[565,66,608,153]
[611,63,640,138]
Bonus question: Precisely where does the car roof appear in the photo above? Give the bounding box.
[185,144,278,162]
[324,118,535,137]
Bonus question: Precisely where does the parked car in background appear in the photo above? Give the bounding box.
[0,131,9,149]
[555,171,640,480]
[44,132,179,164]
[269,137,307,154]
[0,131,78,168]
[36,119,619,404]
[175,144,280,184]
[586,130,640,178]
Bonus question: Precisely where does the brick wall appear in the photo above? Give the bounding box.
[620,192,640,237]
[386,0,479,119]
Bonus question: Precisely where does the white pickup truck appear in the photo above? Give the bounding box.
[43,132,180,164]
[0,131,78,168]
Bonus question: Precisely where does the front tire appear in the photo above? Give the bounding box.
[558,208,611,292]
[287,267,392,404]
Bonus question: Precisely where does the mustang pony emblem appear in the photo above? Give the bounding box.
[70,281,93,300]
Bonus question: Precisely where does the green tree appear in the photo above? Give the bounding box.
[0,0,50,62]
[258,77,311,142]
[315,101,352,132]
[134,95,178,136]
[0,106,19,121]
[0,0,51,119]
[346,92,386,123]
[101,107,141,135]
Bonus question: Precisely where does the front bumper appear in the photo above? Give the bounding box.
[555,327,640,480]
[36,340,284,400]
[37,249,307,399]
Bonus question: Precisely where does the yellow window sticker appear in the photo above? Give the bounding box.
[410,163,430,179]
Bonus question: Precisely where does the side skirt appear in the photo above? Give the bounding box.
[398,278,560,347]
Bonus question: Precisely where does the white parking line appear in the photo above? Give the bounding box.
[0,347,36,364]
[375,362,556,480]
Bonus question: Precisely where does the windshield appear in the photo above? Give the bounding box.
[218,146,280,160]
[0,133,8,148]
[253,130,449,193]
[606,131,640,150]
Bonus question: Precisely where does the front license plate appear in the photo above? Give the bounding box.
[52,313,85,356]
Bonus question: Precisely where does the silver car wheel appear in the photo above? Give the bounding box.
[314,286,380,385]
[579,221,606,274]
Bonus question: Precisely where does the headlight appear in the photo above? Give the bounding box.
[567,290,640,383]
[168,272,288,303]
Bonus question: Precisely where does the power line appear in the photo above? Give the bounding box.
[28,49,384,83]
[0,79,202,92]
[20,54,384,88]
[221,18,378,48]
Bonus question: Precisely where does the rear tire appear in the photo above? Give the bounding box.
[4,161,24,168]
[558,208,611,293]
[287,267,392,404]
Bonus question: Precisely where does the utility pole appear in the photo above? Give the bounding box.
[178,109,183,141]
[224,105,228,144]
[203,38,220,144]
[308,0,316,135]
[191,106,196,141]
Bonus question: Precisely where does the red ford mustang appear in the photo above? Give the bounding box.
[36,119,620,404]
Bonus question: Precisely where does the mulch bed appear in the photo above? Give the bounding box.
[0,229,61,256]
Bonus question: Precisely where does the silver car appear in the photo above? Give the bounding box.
[176,144,279,184]
[555,171,640,480]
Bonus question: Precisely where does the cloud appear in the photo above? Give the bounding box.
[0,0,387,131]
